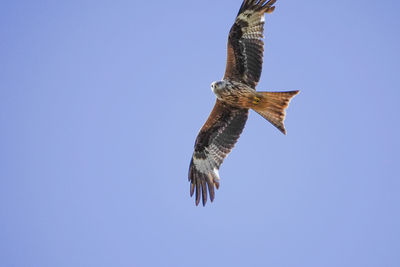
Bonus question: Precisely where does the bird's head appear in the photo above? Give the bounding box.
[210,80,226,94]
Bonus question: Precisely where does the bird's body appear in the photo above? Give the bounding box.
[188,0,299,206]
[211,80,256,109]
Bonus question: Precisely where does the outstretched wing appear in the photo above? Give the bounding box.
[189,100,248,206]
[224,0,276,88]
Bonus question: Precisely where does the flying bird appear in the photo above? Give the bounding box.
[188,0,299,206]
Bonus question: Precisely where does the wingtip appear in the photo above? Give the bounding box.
[215,182,220,190]
[266,6,275,14]
[190,179,219,206]
[190,183,195,197]
[201,181,207,206]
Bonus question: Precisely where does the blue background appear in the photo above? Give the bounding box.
[1,0,399,266]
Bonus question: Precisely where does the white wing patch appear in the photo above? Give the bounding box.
[237,10,254,22]
[193,156,214,174]
[213,168,220,181]
[236,9,265,40]
[192,146,223,184]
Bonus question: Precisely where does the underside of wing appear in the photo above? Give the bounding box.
[224,0,276,88]
[189,100,249,206]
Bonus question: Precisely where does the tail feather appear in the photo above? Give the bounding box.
[252,90,299,134]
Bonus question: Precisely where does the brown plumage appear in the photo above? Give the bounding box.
[251,90,299,134]
[188,0,299,206]
[189,101,248,206]
[224,0,276,87]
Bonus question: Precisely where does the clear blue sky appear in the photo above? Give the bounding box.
[1,0,399,266]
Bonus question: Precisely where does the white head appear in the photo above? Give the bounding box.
[210,80,226,94]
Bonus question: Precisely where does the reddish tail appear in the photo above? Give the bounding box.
[251,90,299,134]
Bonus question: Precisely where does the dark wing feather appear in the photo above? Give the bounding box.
[224,0,276,88]
[189,100,248,206]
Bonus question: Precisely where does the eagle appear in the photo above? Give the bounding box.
[188,0,299,206]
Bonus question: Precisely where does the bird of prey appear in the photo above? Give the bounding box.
[188,0,299,206]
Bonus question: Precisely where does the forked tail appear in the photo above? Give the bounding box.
[251,90,299,134]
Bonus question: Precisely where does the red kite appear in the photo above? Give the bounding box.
[189,0,299,206]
